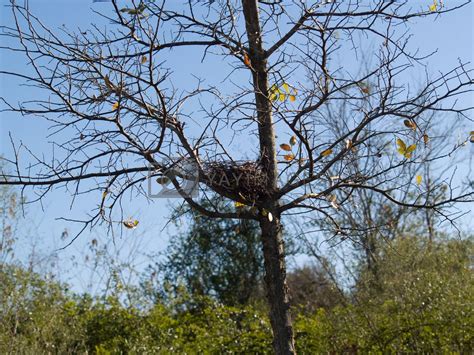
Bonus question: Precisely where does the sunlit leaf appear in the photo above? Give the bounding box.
[280,143,292,151]
[279,93,285,102]
[243,52,251,68]
[289,95,296,102]
[396,138,407,155]
[234,201,245,208]
[289,136,297,146]
[429,0,437,12]
[321,149,333,157]
[112,102,119,111]
[283,154,295,162]
[123,219,139,229]
[416,175,422,185]
[282,82,290,93]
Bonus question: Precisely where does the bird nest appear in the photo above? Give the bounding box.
[202,161,268,203]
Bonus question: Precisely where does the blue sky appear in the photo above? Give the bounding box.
[0,0,473,294]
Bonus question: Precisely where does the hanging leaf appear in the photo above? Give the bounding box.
[357,82,370,94]
[396,138,416,159]
[289,95,296,102]
[416,175,423,185]
[280,143,292,151]
[123,219,139,229]
[423,134,430,145]
[243,52,251,68]
[102,190,108,199]
[279,93,285,102]
[429,0,437,12]
[112,102,119,111]
[321,149,333,157]
[141,55,148,64]
[261,209,268,217]
[283,154,295,162]
[156,176,170,185]
[403,119,417,131]
[289,136,297,146]
[282,82,290,93]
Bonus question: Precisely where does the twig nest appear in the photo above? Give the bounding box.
[203,161,268,204]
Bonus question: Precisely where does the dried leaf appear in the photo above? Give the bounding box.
[321,149,333,157]
[283,154,295,162]
[123,219,139,229]
[289,95,296,102]
[156,176,170,185]
[404,119,417,131]
[141,55,148,64]
[423,134,430,145]
[289,136,297,146]
[243,52,251,68]
[280,143,292,151]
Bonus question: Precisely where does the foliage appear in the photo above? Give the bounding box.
[1,234,472,353]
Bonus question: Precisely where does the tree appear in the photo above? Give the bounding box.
[1,1,473,352]
[154,201,265,306]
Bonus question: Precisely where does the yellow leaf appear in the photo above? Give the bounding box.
[416,175,422,185]
[321,149,333,157]
[112,102,119,111]
[280,143,292,151]
[283,154,295,162]
[279,93,285,102]
[429,1,437,12]
[270,93,277,102]
[102,190,108,199]
[282,82,290,93]
[141,55,148,64]
[289,95,296,102]
[403,119,417,131]
[289,136,297,146]
[396,138,407,155]
[234,201,245,208]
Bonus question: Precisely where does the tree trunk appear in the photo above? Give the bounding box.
[260,209,296,354]
[241,0,296,352]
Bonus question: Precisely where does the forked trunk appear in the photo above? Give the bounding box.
[260,210,295,355]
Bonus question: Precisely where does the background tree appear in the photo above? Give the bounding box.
[1,1,473,352]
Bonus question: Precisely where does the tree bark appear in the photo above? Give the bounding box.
[259,211,296,354]
[241,0,296,353]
